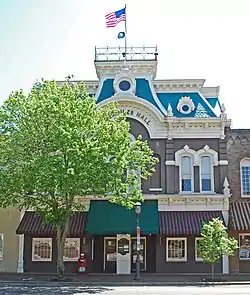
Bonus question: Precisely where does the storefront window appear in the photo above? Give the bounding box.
[63,238,80,261]
[195,237,203,262]
[32,238,52,261]
[105,238,117,262]
[239,234,250,260]
[0,234,3,260]
[166,238,187,262]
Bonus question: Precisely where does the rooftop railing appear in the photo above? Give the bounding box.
[94,46,158,61]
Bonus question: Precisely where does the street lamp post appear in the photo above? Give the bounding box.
[135,201,141,281]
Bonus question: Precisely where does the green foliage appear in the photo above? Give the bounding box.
[197,218,238,265]
[0,80,158,226]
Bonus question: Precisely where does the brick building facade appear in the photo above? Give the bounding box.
[227,129,250,274]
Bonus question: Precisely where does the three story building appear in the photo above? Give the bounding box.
[15,46,231,275]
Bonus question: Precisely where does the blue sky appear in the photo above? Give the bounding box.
[1,0,250,128]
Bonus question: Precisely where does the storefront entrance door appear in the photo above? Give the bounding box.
[103,236,147,273]
[104,237,117,273]
[116,234,131,274]
[131,237,146,271]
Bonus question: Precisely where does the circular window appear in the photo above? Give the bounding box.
[181,105,190,113]
[119,80,131,91]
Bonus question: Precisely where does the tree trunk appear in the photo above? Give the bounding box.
[211,264,215,281]
[56,215,70,280]
[56,235,65,280]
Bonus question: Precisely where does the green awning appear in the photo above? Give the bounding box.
[85,200,159,235]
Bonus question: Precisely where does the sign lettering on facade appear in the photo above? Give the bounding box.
[120,108,151,125]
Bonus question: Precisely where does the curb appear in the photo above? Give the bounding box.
[0,280,250,287]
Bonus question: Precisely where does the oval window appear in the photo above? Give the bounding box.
[181,105,190,113]
[119,80,131,91]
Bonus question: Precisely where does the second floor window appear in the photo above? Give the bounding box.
[241,159,250,196]
[200,156,212,192]
[180,156,192,192]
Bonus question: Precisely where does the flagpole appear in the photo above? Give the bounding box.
[124,4,127,60]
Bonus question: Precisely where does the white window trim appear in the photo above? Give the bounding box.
[196,145,218,166]
[199,154,215,194]
[175,145,218,194]
[175,145,196,194]
[239,233,250,260]
[179,155,194,193]
[240,158,250,198]
[195,237,203,262]
[32,238,52,262]
[63,238,80,262]
[166,237,187,262]
[0,234,3,260]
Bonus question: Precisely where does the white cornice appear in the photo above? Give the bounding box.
[158,194,229,211]
[200,86,220,98]
[94,60,158,79]
[165,116,230,125]
[165,117,231,139]
[154,79,205,92]
[84,80,99,93]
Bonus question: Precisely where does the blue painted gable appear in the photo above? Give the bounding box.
[157,92,217,118]
[95,78,217,118]
[96,79,114,103]
[206,97,220,108]
[135,79,160,110]
[96,78,162,112]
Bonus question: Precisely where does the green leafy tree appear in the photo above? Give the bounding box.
[197,218,238,281]
[0,80,158,279]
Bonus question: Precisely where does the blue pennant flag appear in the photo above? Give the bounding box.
[118,32,126,39]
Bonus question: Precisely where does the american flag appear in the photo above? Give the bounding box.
[105,8,126,28]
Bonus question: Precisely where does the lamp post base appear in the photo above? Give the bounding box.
[133,277,144,282]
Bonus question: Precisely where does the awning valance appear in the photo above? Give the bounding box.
[16,211,88,236]
[85,200,159,235]
[230,201,250,231]
[159,210,224,235]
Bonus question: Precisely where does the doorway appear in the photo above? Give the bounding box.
[104,237,117,273]
[103,236,147,273]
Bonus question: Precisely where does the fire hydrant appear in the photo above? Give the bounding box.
[77,253,88,274]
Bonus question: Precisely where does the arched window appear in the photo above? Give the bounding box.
[241,159,250,196]
[128,134,141,189]
[180,156,193,192]
[149,154,161,190]
[200,156,213,192]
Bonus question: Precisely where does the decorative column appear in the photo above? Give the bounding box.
[17,210,25,273]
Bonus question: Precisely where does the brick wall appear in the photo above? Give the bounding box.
[227,129,250,201]
[227,129,250,274]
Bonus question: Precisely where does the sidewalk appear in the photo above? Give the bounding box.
[0,273,250,286]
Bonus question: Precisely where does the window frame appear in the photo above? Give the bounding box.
[63,238,80,262]
[195,237,203,262]
[166,237,187,262]
[128,133,141,189]
[199,155,214,193]
[0,234,3,260]
[240,159,250,197]
[239,233,250,260]
[179,155,194,193]
[32,238,52,262]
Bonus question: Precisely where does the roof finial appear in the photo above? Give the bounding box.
[167,103,173,117]
[223,177,231,197]
[220,103,227,120]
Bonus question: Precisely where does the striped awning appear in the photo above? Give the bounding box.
[230,201,250,231]
[16,211,88,236]
[159,211,224,235]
